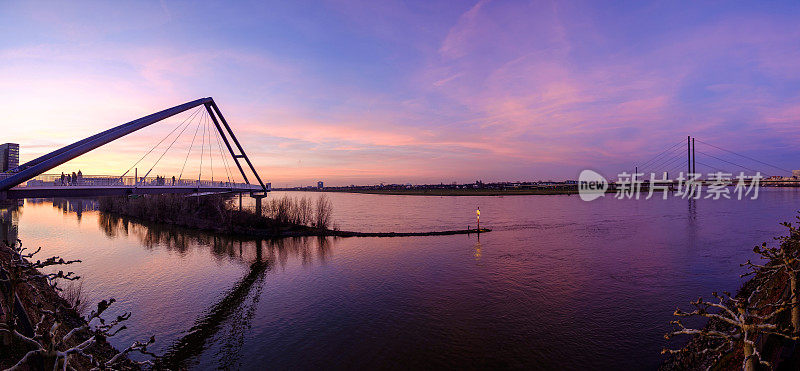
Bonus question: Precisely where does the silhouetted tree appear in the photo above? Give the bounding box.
[0,239,157,369]
[742,219,800,336]
[663,288,794,371]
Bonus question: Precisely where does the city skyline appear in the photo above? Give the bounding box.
[2,1,800,186]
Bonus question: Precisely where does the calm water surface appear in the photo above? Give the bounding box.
[3,190,800,369]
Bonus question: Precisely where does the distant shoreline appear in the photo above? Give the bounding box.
[279,187,582,196]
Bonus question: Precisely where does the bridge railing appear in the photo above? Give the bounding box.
[3,173,261,190]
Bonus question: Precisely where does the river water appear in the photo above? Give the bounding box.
[2,190,800,369]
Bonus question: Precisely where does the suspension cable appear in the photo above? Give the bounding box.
[643,147,685,174]
[636,139,685,168]
[207,114,214,182]
[695,160,727,175]
[179,110,204,181]
[199,111,207,181]
[666,162,686,176]
[651,152,686,174]
[212,122,233,185]
[140,106,201,181]
[695,139,791,174]
[642,144,685,171]
[120,106,202,179]
[696,150,761,173]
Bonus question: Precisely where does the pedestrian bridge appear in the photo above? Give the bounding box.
[0,97,269,201]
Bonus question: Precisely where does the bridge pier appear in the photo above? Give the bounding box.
[252,194,266,217]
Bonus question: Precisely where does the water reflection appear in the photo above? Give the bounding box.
[90,205,339,368]
[27,198,99,221]
[18,198,338,367]
[96,212,334,268]
[473,234,482,260]
[14,192,800,369]
[161,243,270,369]
[0,202,21,245]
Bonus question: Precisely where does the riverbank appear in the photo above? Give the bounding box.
[0,242,137,370]
[97,194,491,239]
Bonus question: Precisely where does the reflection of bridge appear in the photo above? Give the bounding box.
[0,97,268,202]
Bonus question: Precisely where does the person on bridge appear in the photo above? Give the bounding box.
[172,176,175,186]
[71,172,77,186]
[60,172,65,186]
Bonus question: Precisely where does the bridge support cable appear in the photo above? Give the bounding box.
[122,106,203,181]
[216,131,234,185]
[206,113,215,182]
[211,119,234,185]
[651,153,686,176]
[651,150,685,172]
[695,139,791,174]
[666,162,687,176]
[643,144,685,171]
[199,110,207,182]
[695,150,761,174]
[140,106,204,182]
[694,160,728,175]
[204,102,268,193]
[635,139,685,170]
[179,110,204,182]
[204,104,249,186]
[641,146,685,175]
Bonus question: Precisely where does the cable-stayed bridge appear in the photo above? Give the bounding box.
[626,135,797,186]
[0,97,268,202]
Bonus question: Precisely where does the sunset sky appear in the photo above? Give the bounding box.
[1,1,799,186]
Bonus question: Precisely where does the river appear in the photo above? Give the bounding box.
[2,190,800,369]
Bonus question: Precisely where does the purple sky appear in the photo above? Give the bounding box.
[1,1,799,186]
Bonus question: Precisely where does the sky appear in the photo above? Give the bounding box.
[1,0,799,186]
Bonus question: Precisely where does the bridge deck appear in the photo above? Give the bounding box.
[2,185,262,199]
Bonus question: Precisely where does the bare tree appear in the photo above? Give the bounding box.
[742,220,800,336]
[0,239,157,369]
[662,288,795,371]
[1,239,80,346]
[315,195,333,229]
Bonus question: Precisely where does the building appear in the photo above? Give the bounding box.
[793,170,800,179]
[317,181,324,189]
[0,143,19,173]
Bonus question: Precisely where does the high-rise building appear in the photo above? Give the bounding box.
[317,181,324,189]
[793,170,800,179]
[0,143,19,173]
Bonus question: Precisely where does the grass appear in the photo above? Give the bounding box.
[61,281,89,316]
